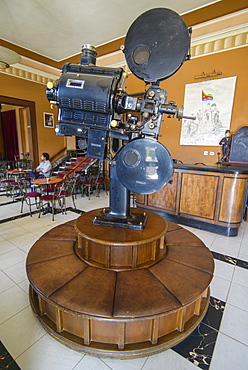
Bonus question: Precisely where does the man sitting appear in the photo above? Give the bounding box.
[30,153,52,190]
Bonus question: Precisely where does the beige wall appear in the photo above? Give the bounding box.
[126,47,248,164]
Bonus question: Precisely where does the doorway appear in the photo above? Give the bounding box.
[0,96,38,165]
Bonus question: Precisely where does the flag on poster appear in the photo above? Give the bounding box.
[202,91,213,101]
[180,77,236,146]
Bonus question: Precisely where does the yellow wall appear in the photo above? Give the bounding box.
[0,73,65,166]
[0,45,247,166]
[126,47,248,164]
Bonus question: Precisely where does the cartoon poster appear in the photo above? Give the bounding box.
[180,76,237,145]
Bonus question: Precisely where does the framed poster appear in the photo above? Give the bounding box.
[43,112,54,128]
[180,76,237,146]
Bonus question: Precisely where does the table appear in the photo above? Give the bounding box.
[26,213,214,357]
[31,177,64,215]
[31,177,63,194]
[7,169,30,182]
[6,169,30,199]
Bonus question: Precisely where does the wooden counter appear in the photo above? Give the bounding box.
[136,164,248,236]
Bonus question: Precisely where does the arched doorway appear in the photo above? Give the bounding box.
[0,95,38,165]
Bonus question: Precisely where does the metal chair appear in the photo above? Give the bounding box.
[9,179,26,201]
[81,167,101,200]
[38,182,64,221]
[56,176,77,210]
[20,191,41,216]
[0,179,13,197]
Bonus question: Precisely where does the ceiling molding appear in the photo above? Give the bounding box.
[1,9,247,84]
[0,63,58,85]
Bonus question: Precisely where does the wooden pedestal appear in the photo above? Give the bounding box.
[26,208,214,358]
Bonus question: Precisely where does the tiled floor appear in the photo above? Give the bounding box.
[0,191,248,370]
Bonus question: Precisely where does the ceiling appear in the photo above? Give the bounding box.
[0,0,219,61]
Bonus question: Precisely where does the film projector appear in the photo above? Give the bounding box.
[27,8,214,358]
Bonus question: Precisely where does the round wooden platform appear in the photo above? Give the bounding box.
[26,208,214,358]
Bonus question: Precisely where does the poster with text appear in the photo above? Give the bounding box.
[180,76,237,146]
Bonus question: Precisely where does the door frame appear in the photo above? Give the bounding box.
[0,95,38,165]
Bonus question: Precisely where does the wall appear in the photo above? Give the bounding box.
[126,46,248,164]
[0,41,246,166]
[0,73,65,166]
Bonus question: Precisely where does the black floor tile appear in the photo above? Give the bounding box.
[0,341,21,370]
[173,322,218,370]
[202,296,225,330]
[172,295,224,369]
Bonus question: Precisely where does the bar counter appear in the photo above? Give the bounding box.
[136,163,248,236]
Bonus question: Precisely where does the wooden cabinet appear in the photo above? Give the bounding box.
[136,165,248,236]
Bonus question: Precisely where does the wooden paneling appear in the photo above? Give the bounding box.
[179,173,219,219]
[148,173,178,211]
[136,194,145,205]
[219,177,247,223]
[75,209,167,270]
[139,166,248,235]
[27,220,213,357]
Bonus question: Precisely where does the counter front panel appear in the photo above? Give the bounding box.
[136,164,248,236]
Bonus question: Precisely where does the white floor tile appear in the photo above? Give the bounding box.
[75,355,114,370]
[220,303,248,346]
[210,275,231,302]
[7,232,39,248]
[216,230,244,244]
[0,222,15,233]
[142,349,197,370]
[0,239,16,255]
[101,355,147,370]
[238,252,248,261]
[0,226,30,239]
[227,282,248,311]
[21,220,48,232]
[0,270,15,293]
[16,333,84,370]
[210,332,248,370]
[213,259,235,281]
[0,285,29,324]
[3,260,27,284]
[12,217,37,226]
[241,228,248,243]
[239,241,248,258]
[0,247,27,270]
[18,278,30,294]
[0,306,46,359]
[210,235,241,258]
[232,265,248,287]
[191,229,217,247]
[0,193,248,369]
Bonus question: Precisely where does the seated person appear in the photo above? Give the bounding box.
[30,152,52,181]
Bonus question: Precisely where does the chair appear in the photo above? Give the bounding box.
[81,167,101,200]
[0,179,13,197]
[95,175,108,197]
[38,182,64,221]
[9,179,27,201]
[57,177,77,210]
[20,191,41,216]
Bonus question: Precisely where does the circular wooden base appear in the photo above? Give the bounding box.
[26,209,214,359]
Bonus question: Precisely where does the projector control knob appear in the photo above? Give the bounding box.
[47,81,54,89]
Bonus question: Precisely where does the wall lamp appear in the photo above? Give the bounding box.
[0,46,21,69]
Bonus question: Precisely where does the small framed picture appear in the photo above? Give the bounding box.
[43,112,54,128]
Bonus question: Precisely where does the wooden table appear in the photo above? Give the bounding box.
[26,210,214,358]
[31,177,63,214]
[31,177,63,193]
[7,169,29,182]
